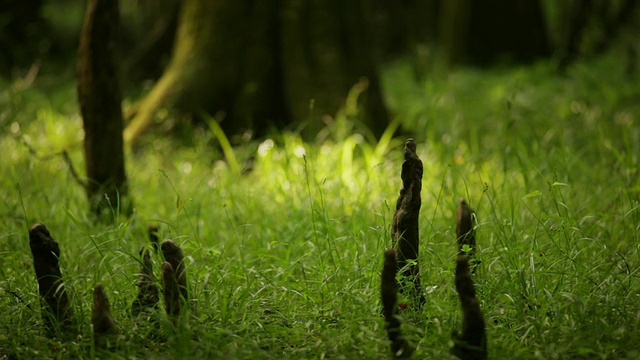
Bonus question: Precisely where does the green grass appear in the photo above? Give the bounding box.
[1,51,639,359]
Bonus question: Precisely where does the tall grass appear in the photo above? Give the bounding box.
[1,52,639,358]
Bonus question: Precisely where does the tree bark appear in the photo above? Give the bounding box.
[124,0,285,143]
[78,0,129,215]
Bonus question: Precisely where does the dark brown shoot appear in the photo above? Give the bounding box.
[131,247,159,316]
[451,256,487,360]
[148,225,160,253]
[28,223,74,335]
[456,198,476,256]
[161,261,181,319]
[381,249,414,358]
[92,283,117,348]
[391,138,425,307]
[161,239,189,305]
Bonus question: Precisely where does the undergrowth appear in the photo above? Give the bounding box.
[0,52,639,359]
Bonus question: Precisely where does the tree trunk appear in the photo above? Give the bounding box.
[78,0,129,215]
[281,0,389,137]
[557,0,595,69]
[0,0,45,75]
[122,1,179,84]
[125,0,285,143]
[441,0,550,66]
[124,0,389,143]
[557,0,640,69]
[440,0,471,66]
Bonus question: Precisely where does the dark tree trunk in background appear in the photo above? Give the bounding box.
[281,0,388,137]
[78,0,129,215]
[371,0,441,80]
[441,0,550,66]
[122,0,179,83]
[558,0,640,69]
[0,0,45,75]
[373,0,440,57]
[124,0,389,143]
[440,0,470,67]
[125,0,286,143]
[594,0,639,54]
[557,0,595,69]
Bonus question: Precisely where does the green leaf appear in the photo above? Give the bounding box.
[551,182,569,187]
[177,197,190,212]
[522,190,541,199]
[202,112,240,175]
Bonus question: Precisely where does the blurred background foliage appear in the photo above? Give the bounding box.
[0,0,638,142]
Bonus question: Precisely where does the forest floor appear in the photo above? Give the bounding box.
[1,50,639,359]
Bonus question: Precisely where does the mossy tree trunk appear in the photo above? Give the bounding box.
[78,0,129,215]
[124,0,389,143]
[125,0,284,143]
